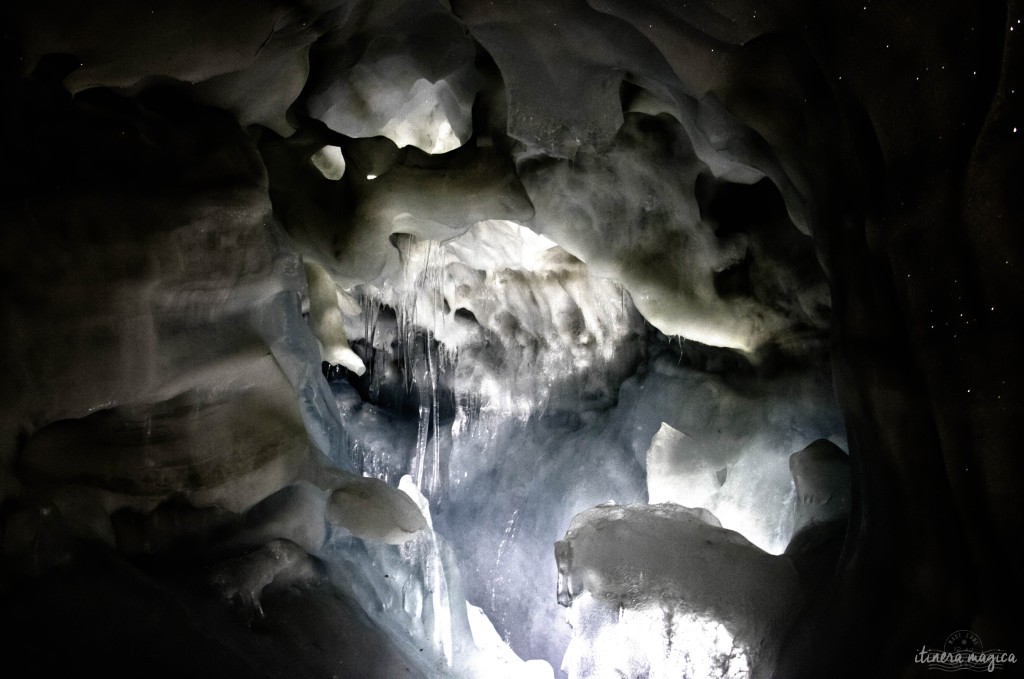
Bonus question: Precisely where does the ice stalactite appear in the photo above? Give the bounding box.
[380,235,454,500]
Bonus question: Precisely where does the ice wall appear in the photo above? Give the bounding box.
[0,1,880,677]
[555,504,804,679]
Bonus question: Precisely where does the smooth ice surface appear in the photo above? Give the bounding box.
[305,0,477,155]
[520,113,827,354]
[310,145,347,181]
[562,593,750,679]
[305,260,366,375]
[646,421,724,507]
[556,504,802,678]
[326,475,427,544]
[789,439,850,532]
[346,220,645,419]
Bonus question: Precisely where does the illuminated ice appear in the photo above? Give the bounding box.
[304,260,366,375]
[309,145,346,181]
[556,504,803,678]
[562,593,750,679]
[519,112,828,354]
[305,0,477,155]
[346,219,644,418]
[646,421,724,507]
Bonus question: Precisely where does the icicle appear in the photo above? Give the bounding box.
[414,343,431,491]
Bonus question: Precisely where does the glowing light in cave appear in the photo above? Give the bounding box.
[310,145,346,180]
[562,593,750,679]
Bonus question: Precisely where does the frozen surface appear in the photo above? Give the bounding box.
[324,206,843,668]
[305,260,366,375]
[326,474,427,544]
[519,112,828,354]
[310,145,347,181]
[347,220,645,420]
[562,593,750,679]
[789,439,850,532]
[646,421,725,507]
[556,504,803,679]
[2,3,854,675]
[305,0,477,154]
[322,474,555,679]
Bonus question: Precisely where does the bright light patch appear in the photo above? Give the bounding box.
[352,220,639,418]
[644,426,800,555]
[381,79,466,154]
[563,593,750,679]
[467,603,556,679]
[310,145,346,180]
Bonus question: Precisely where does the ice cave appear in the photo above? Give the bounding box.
[0,1,1020,678]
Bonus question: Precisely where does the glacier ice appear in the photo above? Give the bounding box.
[646,421,725,508]
[209,537,325,619]
[561,592,751,679]
[309,145,347,181]
[1,4,857,675]
[304,259,366,375]
[344,219,644,419]
[325,474,427,544]
[555,503,803,679]
[519,112,826,354]
[789,439,850,533]
[305,0,477,155]
[331,287,843,668]
[4,0,1016,676]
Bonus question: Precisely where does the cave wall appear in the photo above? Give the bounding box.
[0,1,1020,677]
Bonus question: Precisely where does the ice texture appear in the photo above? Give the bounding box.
[347,220,645,419]
[646,421,725,507]
[453,0,816,238]
[1,2,856,674]
[321,474,556,679]
[789,439,850,532]
[310,145,347,181]
[562,593,750,679]
[556,503,803,679]
[305,0,478,154]
[296,145,534,287]
[305,260,366,374]
[326,475,427,544]
[20,356,314,514]
[210,538,324,619]
[519,112,827,354]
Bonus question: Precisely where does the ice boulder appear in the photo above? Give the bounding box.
[556,503,803,678]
